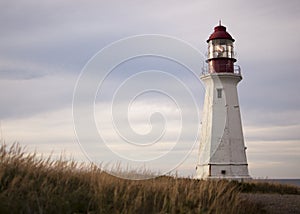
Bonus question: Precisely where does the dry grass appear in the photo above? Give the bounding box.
[236,180,300,195]
[0,143,271,213]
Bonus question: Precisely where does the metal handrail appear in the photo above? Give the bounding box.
[234,65,241,75]
[201,64,241,75]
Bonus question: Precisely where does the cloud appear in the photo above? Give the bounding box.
[0,71,76,119]
[247,140,300,178]
[0,58,69,80]
[242,109,300,127]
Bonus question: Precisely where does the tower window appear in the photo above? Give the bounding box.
[221,170,226,175]
[217,88,222,98]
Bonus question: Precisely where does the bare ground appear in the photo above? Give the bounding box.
[241,193,300,214]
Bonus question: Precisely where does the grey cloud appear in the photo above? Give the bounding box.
[0,58,54,80]
[0,69,45,80]
[0,72,76,119]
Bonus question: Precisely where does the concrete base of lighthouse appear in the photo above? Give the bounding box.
[196,164,250,181]
[196,72,251,181]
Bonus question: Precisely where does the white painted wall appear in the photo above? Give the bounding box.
[196,73,250,180]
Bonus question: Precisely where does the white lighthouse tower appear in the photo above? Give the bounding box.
[196,22,251,180]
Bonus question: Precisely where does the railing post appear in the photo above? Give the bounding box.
[234,65,241,75]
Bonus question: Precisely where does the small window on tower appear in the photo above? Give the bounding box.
[217,88,222,98]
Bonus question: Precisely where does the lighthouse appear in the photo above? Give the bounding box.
[196,22,251,180]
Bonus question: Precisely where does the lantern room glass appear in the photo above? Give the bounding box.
[208,39,234,59]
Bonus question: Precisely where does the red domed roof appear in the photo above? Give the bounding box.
[207,24,235,42]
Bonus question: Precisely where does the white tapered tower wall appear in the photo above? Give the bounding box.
[196,72,250,180]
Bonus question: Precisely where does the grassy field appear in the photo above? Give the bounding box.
[0,143,299,214]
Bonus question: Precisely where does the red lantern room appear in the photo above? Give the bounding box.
[206,21,236,73]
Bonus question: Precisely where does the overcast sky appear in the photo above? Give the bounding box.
[0,0,300,178]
